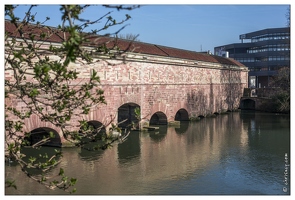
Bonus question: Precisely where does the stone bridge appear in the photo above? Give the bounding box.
[5,21,248,146]
[239,88,280,111]
[239,97,270,111]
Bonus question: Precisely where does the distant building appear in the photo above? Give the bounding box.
[214,27,290,88]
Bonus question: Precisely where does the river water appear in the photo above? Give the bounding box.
[5,111,290,195]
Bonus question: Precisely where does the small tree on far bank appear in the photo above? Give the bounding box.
[269,67,290,113]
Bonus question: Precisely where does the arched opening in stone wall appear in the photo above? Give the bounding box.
[26,127,61,147]
[150,111,168,125]
[79,120,106,158]
[79,120,106,141]
[175,108,190,121]
[198,115,205,119]
[240,99,256,110]
[118,103,140,128]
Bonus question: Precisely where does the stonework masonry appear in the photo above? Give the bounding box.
[5,39,248,145]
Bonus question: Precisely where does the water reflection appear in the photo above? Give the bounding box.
[5,111,290,195]
[174,121,189,135]
[148,125,168,142]
[79,146,104,161]
[118,130,140,163]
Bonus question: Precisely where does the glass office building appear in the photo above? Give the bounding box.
[214,27,290,88]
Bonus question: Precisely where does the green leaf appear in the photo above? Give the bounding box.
[41,175,47,182]
[51,180,59,185]
[59,168,64,176]
[29,156,36,163]
[49,131,55,138]
[71,188,77,193]
[5,179,17,190]
[70,178,77,186]
[29,88,40,98]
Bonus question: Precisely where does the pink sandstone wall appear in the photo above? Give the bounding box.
[5,54,248,144]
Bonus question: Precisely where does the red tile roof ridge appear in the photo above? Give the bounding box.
[5,19,246,68]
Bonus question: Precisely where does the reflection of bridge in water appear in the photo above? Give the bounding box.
[63,112,250,194]
[7,111,290,194]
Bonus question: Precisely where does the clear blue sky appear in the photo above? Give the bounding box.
[7,3,290,53]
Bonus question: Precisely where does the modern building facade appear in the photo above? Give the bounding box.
[214,27,290,88]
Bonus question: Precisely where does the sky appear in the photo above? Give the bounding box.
[5,2,291,54]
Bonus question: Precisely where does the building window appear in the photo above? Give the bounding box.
[247,44,290,54]
[268,56,290,61]
[251,32,290,42]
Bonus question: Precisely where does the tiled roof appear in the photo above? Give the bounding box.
[5,20,245,67]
